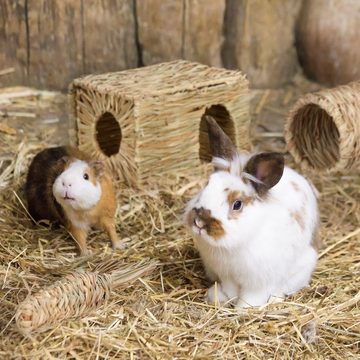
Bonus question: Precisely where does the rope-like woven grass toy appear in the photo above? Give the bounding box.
[15,259,158,335]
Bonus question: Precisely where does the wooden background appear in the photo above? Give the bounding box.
[1,0,359,90]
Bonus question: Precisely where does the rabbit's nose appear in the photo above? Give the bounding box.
[194,217,205,229]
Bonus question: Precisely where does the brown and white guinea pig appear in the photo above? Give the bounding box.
[25,146,122,255]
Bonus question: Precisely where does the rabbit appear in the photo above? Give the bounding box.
[184,116,320,308]
[26,146,122,255]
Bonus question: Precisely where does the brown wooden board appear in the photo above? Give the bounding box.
[183,0,225,68]
[136,0,184,65]
[1,0,138,90]
[0,0,28,87]
[26,0,83,90]
[82,0,138,74]
[1,0,304,90]
[223,0,302,88]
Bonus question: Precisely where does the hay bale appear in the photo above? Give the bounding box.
[70,60,250,186]
[284,82,360,172]
[297,0,360,86]
[223,0,302,88]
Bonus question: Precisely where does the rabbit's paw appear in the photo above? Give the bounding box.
[236,290,271,309]
[207,283,229,305]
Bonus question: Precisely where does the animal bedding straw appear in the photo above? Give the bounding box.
[1,86,359,359]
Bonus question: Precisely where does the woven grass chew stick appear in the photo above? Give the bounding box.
[284,81,360,172]
[15,259,158,335]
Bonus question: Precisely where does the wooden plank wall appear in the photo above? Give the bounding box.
[0,0,302,90]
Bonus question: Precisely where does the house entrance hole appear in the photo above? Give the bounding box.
[95,112,122,157]
[199,105,236,162]
[290,104,340,169]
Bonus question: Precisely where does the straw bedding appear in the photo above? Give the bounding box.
[0,85,359,359]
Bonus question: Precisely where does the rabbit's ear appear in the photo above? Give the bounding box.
[205,115,237,161]
[244,152,284,195]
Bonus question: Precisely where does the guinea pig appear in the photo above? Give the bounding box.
[25,146,122,255]
[184,116,320,308]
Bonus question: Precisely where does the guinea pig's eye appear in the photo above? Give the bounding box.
[83,173,89,180]
[232,200,243,211]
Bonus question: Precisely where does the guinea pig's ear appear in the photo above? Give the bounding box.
[244,152,284,196]
[58,155,70,166]
[205,115,237,168]
[90,160,104,178]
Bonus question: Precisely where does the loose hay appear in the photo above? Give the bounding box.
[0,86,359,359]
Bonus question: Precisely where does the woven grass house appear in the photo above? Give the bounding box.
[285,81,360,172]
[70,60,249,186]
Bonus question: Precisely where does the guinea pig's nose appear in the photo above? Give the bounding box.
[62,180,72,188]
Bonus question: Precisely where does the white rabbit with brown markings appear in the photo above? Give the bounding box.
[184,116,320,308]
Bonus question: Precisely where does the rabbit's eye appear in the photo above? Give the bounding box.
[83,173,89,180]
[232,200,243,211]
